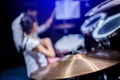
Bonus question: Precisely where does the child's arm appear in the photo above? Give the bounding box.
[33,45,55,57]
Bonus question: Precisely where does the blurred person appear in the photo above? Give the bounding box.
[20,15,56,78]
[11,2,54,53]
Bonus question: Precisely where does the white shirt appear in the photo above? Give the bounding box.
[12,13,47,52]
[22,36,48,77]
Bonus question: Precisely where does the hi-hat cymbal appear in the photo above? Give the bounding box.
[85,0,120,16]
[54,23,75,30]
[31,54,119,80]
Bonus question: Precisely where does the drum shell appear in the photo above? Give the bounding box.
[92,3,120,49]
[92,12,120,50]
[107,28,120,50]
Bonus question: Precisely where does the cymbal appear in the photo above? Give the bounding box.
[31,54,119,80]
[86,49,120,61]
[54,23,75,29]
[85,0,120,16]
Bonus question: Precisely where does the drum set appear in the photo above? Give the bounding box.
[32,0,120,79]
[93,13,120,50]
[55,34,85,54]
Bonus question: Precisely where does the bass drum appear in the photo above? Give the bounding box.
[93,13,120,50]
[80,13,107,51]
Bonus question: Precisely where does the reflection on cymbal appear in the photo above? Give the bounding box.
[54,23,75,29]
[32,54,119,80]
[86,49,120,61]
[85,0,120,16]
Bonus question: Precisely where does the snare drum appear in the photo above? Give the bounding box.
[93,13,120,50]
[55,34,84,54]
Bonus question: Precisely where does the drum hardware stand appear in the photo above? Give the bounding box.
[116,31,120,39]
[97,41,105,50]
[62,20,75,35]
[72,49,87,55]
[97,38,111,50]
[76,76,80,80]
[103,72,107,80]
[102,38,111,48]
[118,76,120,79]
[67,72,107,80]
[64,29,69,35]
[63,20,69,35]
[108,32,117,38]
[97,72,107,80]
[67,77,79,80]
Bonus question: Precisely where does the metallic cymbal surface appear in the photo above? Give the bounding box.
[85,0,120,16]
[32,53,119,80]
[86,49,120,61]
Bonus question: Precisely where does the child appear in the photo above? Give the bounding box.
[21,15,57,78]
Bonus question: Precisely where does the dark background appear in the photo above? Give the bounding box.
[0,0,105,72]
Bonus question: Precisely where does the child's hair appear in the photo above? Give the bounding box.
[20,15,36,34]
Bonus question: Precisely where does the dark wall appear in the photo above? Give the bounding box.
[0,0,22,71]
